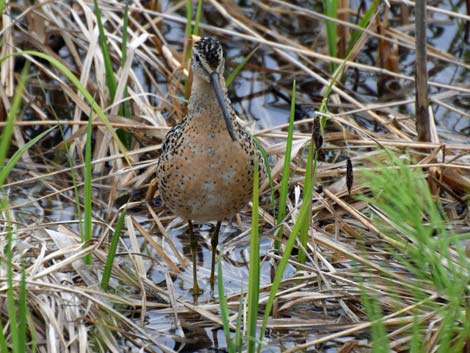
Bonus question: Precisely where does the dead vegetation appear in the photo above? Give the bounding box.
[0,0,469,352]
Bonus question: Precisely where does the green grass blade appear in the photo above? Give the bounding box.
[361,286,390,353]
[226,46,259,87]
[0,0,6,17]
[258,166,314,352]
[183,0,193,95]
[298,119,321,263]
[464,301,470,350]
[438,307,453,352]
[83,116,93,265]
[347,0,380,53]
[0,127,55,186]
[275,80,296,250]
[318,11,373,117]
[93,0,117,99]
[58,123,84,240]
[0,60,30,353]
[0,62,29,171]
[193,0,203,36]
[27,312,37,353]
[93,0,132,147]
[18,265,27,353]
[4,198,18,353]
[247,161,260,353]
[0,317,7,353]
[120,1,129,68]
[218,257,235,353]
[323,0,338,73]
[297,141,314,263]
[185,0,192,39]
[252,136,274,210]
[101,206,128,290]
[409,313,422,353]
[0,62,29,353]
[235,292,244,352]
[117,0,132,147]
[120,1,131,119]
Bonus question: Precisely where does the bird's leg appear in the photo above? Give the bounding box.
[188,220,200,297]
[210,221,222,291]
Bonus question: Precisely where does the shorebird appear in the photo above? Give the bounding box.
[156,37,266,296]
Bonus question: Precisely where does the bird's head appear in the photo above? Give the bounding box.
[192,37,225,80]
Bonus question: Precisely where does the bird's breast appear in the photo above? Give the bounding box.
[157,123,256,222]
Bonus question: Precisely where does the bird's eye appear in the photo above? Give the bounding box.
[193,55,201,63]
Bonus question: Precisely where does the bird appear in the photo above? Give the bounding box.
[156,37,266,296]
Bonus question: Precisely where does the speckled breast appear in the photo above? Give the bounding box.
[157,122,258,223]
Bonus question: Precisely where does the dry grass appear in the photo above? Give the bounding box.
[0,0,469,352]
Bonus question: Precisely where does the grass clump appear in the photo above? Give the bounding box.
[359,154,470,351]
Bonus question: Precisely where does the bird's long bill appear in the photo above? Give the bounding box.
[210,72,236,141]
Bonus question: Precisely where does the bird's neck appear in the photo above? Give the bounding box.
[187,74,232,122]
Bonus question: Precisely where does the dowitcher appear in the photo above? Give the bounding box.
[156,37,266,295]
